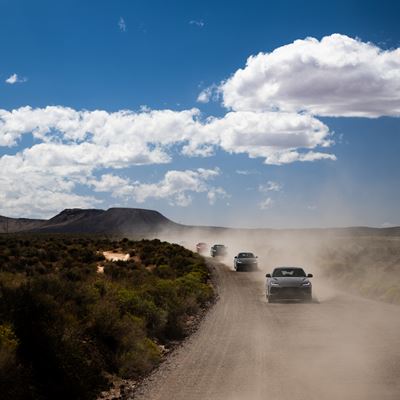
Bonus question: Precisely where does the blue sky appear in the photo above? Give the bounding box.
[0,0,399,228]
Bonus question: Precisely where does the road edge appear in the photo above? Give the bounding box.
[97,258,221,400]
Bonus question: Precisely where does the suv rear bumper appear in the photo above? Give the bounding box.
[269,286,312,299]
[235,263,258,270]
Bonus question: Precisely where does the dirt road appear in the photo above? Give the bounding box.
[134,260,400,400]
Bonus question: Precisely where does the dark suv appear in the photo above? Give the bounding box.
[210,244,227,257]
[234,252,258,271]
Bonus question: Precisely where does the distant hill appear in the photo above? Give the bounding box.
[35,207,182,234]
[35,208,106,232]
[0,215,45,233]
[0,208,182,234]
[0,208,399,236]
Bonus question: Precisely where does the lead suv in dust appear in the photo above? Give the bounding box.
[266,267,313,302]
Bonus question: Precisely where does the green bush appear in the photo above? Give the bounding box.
[0,323,19,373]
[0,323,31,400]
[0,234,214,399]
[118,337,161,378]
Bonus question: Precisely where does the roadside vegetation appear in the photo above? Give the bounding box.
[0,234,213,400]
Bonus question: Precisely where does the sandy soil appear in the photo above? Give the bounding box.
[103,251,130,262]
[133,259,400,400]
[97,265,104,273]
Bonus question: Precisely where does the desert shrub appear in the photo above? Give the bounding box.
[0,234,214,399]
[104,261,138,281]
[118,337,161,378]
[8,280,106,399]
[155,264,176,279]
[0,323,31,400]
[116,288,167,336]
[145,279,188,338]
[0,324,19,376]
[176,272,213,310]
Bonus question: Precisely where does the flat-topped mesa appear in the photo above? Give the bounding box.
[87,207,179,234]
[33,207,181,234]
[43,208,105,227]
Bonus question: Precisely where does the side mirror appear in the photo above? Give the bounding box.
[266,273,271,278]
[234,256,237,258]
[307,273,313,278]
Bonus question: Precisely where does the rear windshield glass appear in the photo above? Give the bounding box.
[272,268,306,277]
[238,253,255,258]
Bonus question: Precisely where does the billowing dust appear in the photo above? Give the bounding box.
[142,227,400,400]
[159,227,400,303]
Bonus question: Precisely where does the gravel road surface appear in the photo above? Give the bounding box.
[134,260,400,400]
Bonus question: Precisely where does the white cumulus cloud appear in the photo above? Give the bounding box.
[5,73,27,84]
[189,20,205,28]
[197,84,219,103]
[118,17,126,32]
[259,181,282,192]
[259,197,274,210]
[189,110,335,165]
[0,106,334,165]
[236,170,259,175]
[258,181,281,210]
[220,34,400,117]
[0,105,334,216]
[197,88,212,103]
[0,152,100,218]
[90,168,225,207]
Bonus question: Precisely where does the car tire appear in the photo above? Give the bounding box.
[267,295,274,303]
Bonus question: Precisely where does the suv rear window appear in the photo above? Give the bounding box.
[238,253,254,258]
[272,268,306,277]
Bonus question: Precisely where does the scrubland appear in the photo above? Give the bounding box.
[0,234,213,400]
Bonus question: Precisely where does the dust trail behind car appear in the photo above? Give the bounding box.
[134,255,400,400]
[134,226,400,400]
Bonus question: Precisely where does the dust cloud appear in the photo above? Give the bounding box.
[139,226,400,400]
[158,225,400,303]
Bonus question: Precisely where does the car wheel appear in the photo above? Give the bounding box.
[267,295,274,303]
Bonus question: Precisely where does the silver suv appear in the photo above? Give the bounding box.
[266,267,313,302]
